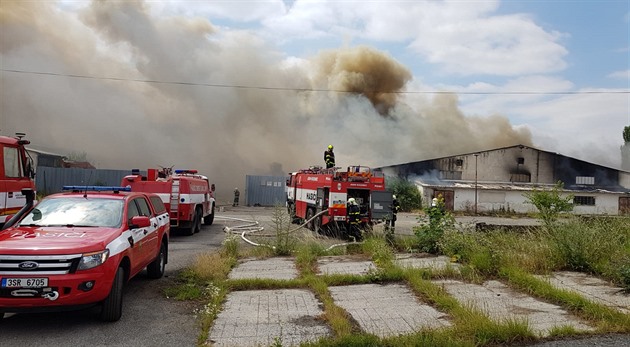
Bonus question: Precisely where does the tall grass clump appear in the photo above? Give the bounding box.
[441,228,559,277]
[543,216,630,287]
[361,236,395,268]
[295,242,327,277]
[269,205,298,256]
[413,196,456,253]
[440,214,630,290]
[221,233,240,259]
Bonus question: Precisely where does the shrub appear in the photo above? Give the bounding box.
[523,181,573,228]
[386,177,422,212]
[413,196,455,254]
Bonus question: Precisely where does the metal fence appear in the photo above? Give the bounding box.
[35,166,142,195]
[245,175,288,207]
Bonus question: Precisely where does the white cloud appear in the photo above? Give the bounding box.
[608,70,630,80]
[156,0,287,22]
[231,1,569,77]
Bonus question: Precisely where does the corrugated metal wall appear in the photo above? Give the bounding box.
[245,175,287,207]
[35,167,142,195]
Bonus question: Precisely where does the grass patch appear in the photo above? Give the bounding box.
[501,267,630,331]
[167,209,630,346]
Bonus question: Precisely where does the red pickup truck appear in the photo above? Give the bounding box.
[0,186,170,321]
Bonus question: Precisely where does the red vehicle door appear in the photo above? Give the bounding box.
[126,197,158,273]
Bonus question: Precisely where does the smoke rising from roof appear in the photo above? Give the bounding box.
[1,1,532,201]
[312,46,412,115]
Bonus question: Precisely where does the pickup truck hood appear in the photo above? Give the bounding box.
[0,226,119,255]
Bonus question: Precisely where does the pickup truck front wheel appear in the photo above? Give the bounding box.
[100,267,125,322]
[147,242,166,279]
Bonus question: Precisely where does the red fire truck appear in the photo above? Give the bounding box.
[0,133,36,229]
[121,168,215,235]
[286,165,392,237]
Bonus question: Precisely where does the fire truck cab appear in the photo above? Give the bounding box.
[0,133,35,229]
[122,168,215,236]
[286,165,392,237]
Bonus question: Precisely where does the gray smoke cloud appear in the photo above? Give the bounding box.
[0,1,532,202]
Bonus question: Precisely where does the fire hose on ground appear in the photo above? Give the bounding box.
[217,209,363,252]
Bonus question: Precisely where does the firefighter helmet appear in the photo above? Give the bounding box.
[392,195,396,199]
[328,144,333,150]
[347,197,356,205]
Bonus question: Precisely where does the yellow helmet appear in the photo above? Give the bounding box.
[328,144,333,150]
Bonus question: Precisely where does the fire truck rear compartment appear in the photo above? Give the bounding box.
[347,189,371,215]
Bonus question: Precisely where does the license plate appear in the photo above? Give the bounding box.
[1,277,49,288]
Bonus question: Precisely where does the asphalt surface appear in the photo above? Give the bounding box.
[0,221,226,346]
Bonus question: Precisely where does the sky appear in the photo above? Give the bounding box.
[1,0,629,200]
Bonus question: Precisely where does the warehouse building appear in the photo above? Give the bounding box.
[379,144,630,215]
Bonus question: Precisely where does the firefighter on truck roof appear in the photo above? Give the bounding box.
[324,144,335,169]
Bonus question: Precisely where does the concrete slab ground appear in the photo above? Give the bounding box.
[534,271,630,314]
[209,254,628,346]
[316,255,376,276]
[328,283,452,337]
[395,254,460,272]
[228,257,298,280]
[432,279,594,336]
[208,289,331,347]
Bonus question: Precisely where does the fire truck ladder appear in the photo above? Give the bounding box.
[170,179,180,226]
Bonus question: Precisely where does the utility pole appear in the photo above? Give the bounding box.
[474,153,478,215]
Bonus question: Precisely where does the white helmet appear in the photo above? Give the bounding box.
[347,198,356,205]
[392,195,396,199]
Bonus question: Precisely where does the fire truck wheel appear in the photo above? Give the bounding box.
[147,242,166,279]
[305,208,315,231]
[204,205,215,225]
[100,267,125,322]
[193,208,202,233]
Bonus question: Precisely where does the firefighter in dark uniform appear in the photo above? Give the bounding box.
[389,194,400,231]
[347,197,362,241]
[233,188,240,207]
[324,144,335,169]
[384,194,400,245]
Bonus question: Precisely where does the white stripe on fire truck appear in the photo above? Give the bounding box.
[155,193,207,204]
[294,188,318,204]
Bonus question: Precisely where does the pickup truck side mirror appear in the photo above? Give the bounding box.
[129,216,151,228]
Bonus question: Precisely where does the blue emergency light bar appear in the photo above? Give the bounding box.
[174,169,198,174]
[62,186,132,192]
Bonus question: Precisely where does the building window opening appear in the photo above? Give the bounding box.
[510,173,531,183]
[574,196,595,206]
[576,176,595,185]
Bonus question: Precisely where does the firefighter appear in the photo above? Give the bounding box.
[347,197,362,241]
[389,194,400,230]
[324,144,335,169]
[233,188,240,207]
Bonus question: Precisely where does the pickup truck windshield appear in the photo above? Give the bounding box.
[19,197,124,228]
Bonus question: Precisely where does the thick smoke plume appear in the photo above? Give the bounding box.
[312,47,412,115]
[1,1,532,201]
